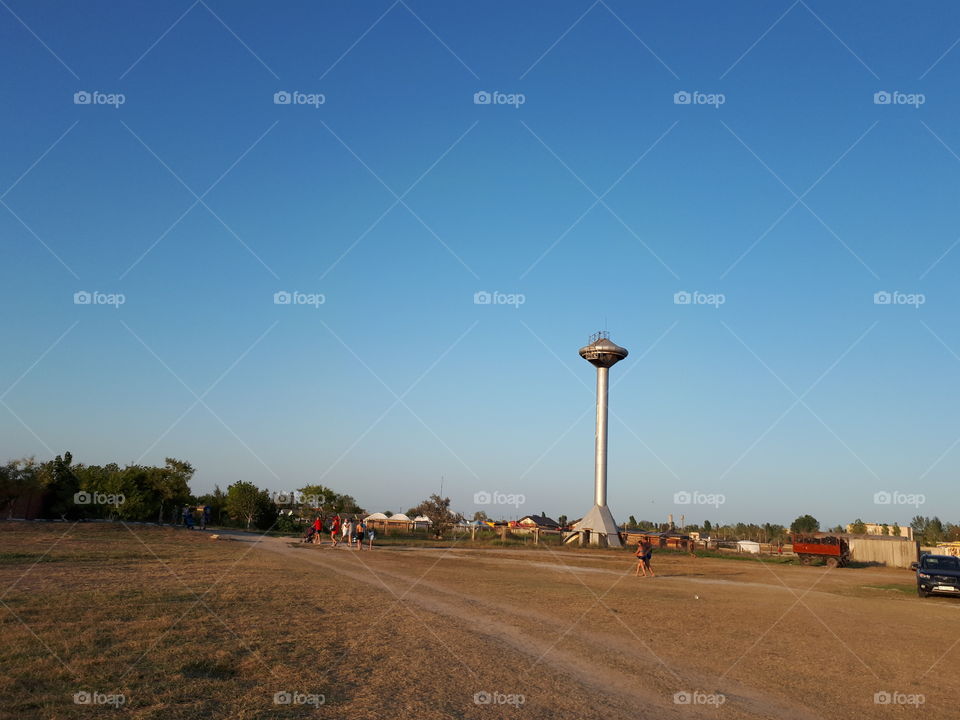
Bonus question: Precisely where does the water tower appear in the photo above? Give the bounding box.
[574,331,628,546]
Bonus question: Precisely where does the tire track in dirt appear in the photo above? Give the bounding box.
[246,537,824,720]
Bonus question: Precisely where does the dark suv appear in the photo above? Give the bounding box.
[913,554,960,598]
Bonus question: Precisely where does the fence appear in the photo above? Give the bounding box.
[847,536,918,568]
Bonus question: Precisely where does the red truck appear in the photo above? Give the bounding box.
[791,533,851,568]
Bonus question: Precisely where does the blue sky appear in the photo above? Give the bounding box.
[3,0,960,528]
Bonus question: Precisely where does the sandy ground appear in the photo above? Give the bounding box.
[239,533,956,719]
[1,524,956,719]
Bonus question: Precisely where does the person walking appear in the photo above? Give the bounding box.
[634,540,646,576]
[331,514,341,547]
[366,522,376,550]
[343,518,354,549]
[355,520,365,550]
[642,540,655,577]
[635,539,654,577]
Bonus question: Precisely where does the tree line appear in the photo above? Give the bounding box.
[0,452,367,532]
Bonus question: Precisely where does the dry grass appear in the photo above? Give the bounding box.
[1,523,956,719]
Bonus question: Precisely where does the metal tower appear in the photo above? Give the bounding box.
[574,331,628,547]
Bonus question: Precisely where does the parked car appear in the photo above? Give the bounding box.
[912,554,960,598]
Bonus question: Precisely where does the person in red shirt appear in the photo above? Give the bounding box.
[304,516,321,543]
[330,515,341,547]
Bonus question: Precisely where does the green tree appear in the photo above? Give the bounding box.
[927,517,945,544]
[41,451,82,519]
[0,458,40,518]
[472,510,489,523]
[790,514,820,534]
[298,484,363,515]
[226,481,265,529]
[702,520,712,534]
[253,489,279,530]
[557,514,568,527]
[410,494,462,539]
[148,459,194,523]
[627,515,637,529]
[892,523,902,537]
[849,518,867,534]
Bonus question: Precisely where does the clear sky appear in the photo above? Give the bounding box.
[3,1,960,529]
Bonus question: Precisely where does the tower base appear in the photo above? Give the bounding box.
[572,504,622,547]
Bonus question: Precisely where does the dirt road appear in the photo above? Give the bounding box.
[235,533,954,719]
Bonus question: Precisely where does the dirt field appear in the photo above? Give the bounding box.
[0,523,955,719]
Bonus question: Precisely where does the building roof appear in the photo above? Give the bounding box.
[519,514,560,528]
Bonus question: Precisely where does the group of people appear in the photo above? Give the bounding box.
[181,505,211,531]
[635,539,655,577]
[303,514,374,550]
